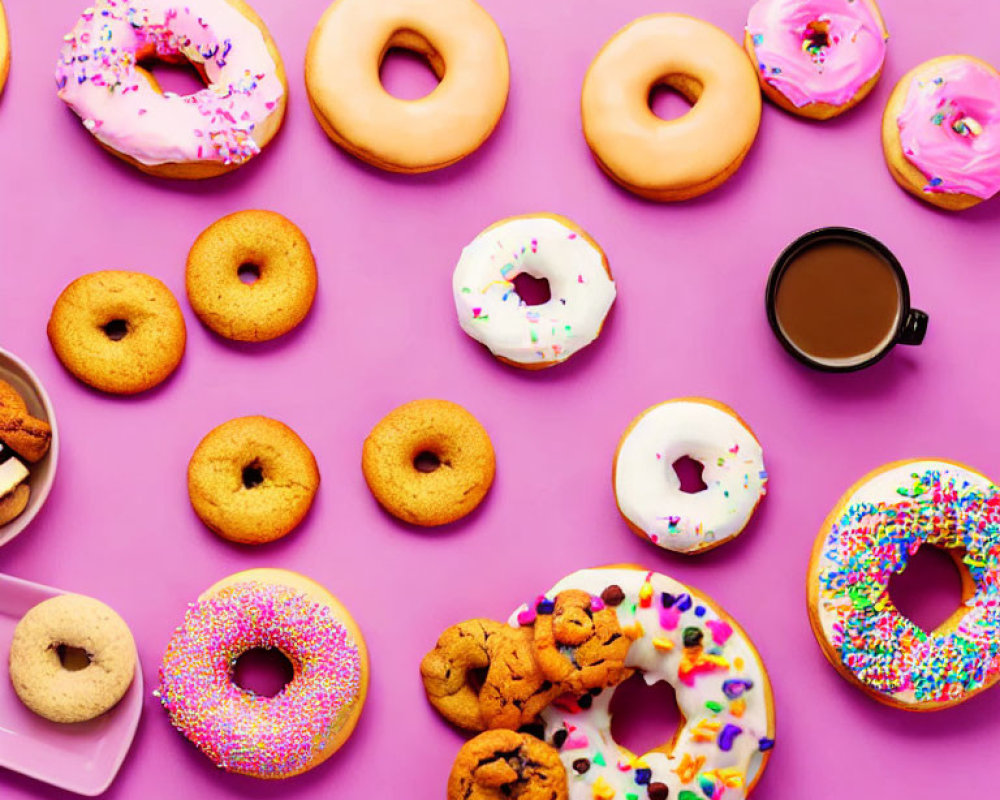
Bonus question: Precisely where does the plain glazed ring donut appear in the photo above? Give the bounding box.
[9,594,137,723]
[452,214,617,369]
[582,14,762,201]
[157,568,368,778]
[305,0,509,173]
[55,0,287,179]
[186,210,318,342]
[808,459,1000,710]
[362,398,495,526]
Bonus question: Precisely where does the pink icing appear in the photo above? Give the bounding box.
[747,0,886,108]
[56,0,284,167]
[897,58,1000,199]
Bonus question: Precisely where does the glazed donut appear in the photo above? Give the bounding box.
[305,0,509,173]
[0,1,10,97]
[745,0,888,119]
[581,15,762,201]
[509,568,775,800]
[47,270,186,395]
[448,730,568,800]
[613,399,768,554]
[362,399,495,526]
[808,459,1000,710]
[9,594,137,724]
[157,568,368,778]
[55,0,287,179]
[187,416,320,545]
[452,214,617,370]
[882,55,1000,211]
[186,210,318,342]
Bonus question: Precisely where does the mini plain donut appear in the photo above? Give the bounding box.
[186,210,318,342]
[581,14,762,201]
[362,398,495,526]
[47,270,186,395]
[305,0,509,173]
[157,568,368,778]
[9,594,137,724]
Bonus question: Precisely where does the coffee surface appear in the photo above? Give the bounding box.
[774,239,901,363]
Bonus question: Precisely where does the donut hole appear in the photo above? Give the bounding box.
[232,648,294,698]
[237,262,261,285]
[55,644,92,672]
[102,319,129,341]
[241,461,265,489]
[379,30,444,101]
[466,666,489,694]
[512,273,552,306]
[672,456,708,494]
[609,673,683,758]
[413,450,442,473]
[136,54,207,97]
[888,545,968,634]
[804,20,832,51]
[648,76,701,122]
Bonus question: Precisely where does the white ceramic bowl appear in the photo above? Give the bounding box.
[0,348,58,547]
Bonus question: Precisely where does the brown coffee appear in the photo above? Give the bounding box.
[774,239,901,364]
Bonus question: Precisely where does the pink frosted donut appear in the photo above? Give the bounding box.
[55,0,287,179]
[156,572,368,778]
[745,0,887,119]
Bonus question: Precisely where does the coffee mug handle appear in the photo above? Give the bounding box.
[898,308,928,346]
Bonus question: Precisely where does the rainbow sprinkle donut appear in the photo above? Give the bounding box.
[809,460,1000,710]
[510,567,775,800]
[157,569,368,778]
[56,0,287,178]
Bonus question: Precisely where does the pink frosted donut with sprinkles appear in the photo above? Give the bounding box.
[809,459,1000,710]
[156,569,368,778]
[56,0,287,179]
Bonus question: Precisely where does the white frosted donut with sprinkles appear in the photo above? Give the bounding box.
[56,0,287,179]
[808,459,1000,710]
[452,214,616,369]
[613,399,768,554]
[510,567,775,800]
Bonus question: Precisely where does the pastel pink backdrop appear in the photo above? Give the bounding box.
[2,0,999,797]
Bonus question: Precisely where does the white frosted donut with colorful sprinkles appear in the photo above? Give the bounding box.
[452,214,616,369]
[156,568,368,778]
[510,567,775,800]
[613,399,768,554]
[56,0,287,178]
[809,459,1000,710]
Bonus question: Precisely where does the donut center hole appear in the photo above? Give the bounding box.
[102,319,129,341]
[413,451,441,473]
[238,263,261,285]
[242,461,265,489]
[55,644,92,672]
[232,648,294,698]
[888,545,967,634]
[137,54,207,97]
[672,456,708,494]
[648,76,701,122]
[512,273,552,306]
[379,41,442,100]
[803,20,831,53]
[609,673,683,758]
[467,666,489,694]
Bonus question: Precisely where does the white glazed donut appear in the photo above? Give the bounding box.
[510,567,775,800]
[613,399,767,554]
[452,214,616,369]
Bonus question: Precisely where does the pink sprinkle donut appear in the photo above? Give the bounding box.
[55,0,287,179]
[157,570,368,778]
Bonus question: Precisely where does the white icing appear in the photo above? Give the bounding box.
[510,568,774,800]
[0,443,28,496]
[614,401,767,553]
[452,216,616,366]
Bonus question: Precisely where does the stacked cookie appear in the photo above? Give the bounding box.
[0,380,51,526]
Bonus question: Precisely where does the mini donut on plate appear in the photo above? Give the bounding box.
[808,458,1000,710]
[47,270,186,395]
[362,398,495,527]
[186,210,318,342]
[581,14,762,201]
[882,55,1000,210]
[55,0,287,179]
[452,214,616,370]
[9,594,137,723]
[745,0,888,119]
[448,730,568,800]
[187,416,320,544]
[305,0,509,173]
[157,568,368,778]
[613,398,768,554]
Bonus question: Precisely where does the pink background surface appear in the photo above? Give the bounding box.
[1,0,999,796]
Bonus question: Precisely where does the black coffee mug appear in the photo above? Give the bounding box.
[765,227,928,373]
